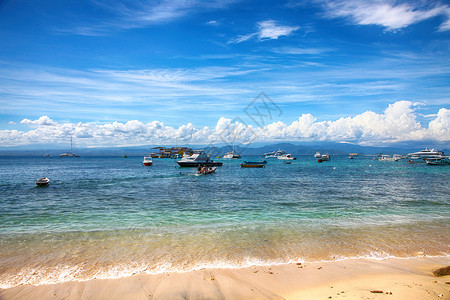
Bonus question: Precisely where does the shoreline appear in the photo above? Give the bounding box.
[1,256,448,299]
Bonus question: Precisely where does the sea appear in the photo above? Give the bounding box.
[0,155,449,288]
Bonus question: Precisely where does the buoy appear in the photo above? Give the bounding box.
[318,159,323,163]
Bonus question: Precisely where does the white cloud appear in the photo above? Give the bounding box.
[229,20,299,43]
[1,102,449,147]
[321,0,450,31]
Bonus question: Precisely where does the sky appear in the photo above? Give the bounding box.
[0,0,449,147]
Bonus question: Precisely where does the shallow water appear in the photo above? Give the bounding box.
[0,155,449,288]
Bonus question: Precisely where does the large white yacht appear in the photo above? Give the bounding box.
[407,147,445,164]
[177,150,223,167]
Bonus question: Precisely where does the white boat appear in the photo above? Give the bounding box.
[378,155,400,162]
[264,150,287,158]
[143,156,153,166]
[35,177,50,186]
[223,130,241,159]
[177,150,223,167]
[59,137,80,158]
[277,154,296,160]
[407,147,446,164]
[314,152,321,158]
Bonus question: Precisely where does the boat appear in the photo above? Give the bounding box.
[314,152,321,158]
[378,155,401,162]
[407,147,445,164]
[35,177,50,186]
[240,161,267,168]
[222,130,241,159]
[143,156,153,166]
[321,154,331,161]
[223,152,241,159]
[277,153,296,160]
[177,150,223,167]
[59,137,80,158]
[264,150,287,158]
[349,153,358,159]
[196,166,217,175]
[425,157,450,165]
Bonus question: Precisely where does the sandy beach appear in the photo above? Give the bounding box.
[1,256,448,300]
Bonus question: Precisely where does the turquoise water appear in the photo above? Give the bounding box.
[0,155,449,288]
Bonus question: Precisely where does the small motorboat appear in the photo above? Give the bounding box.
[240,161,267,168]
[143,156,153,166]
[196,166,217,175]
[36,177,50,186]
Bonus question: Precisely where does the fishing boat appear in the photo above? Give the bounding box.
[59,137,80,158]
[425,157,450,165]
[35,177,50,186]
[143,156,153,166]
[277,153,296,160]
[264,150,286,158]
[177,150,223,167]
[240,161,267,168]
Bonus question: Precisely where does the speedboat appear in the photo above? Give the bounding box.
[264,150,286,158]
[314,152,321,158]
[196,166,217,175]
[143,156,153,166]
[407,147,445,163]
[241,161,267,168]
[36,177,50,186]
[177,150,223,167]
[278,153,296,160]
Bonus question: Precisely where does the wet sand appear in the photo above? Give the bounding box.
[1,256,449,299]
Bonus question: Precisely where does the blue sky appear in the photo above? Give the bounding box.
[0,0,449,147]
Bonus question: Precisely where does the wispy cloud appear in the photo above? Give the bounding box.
[61,0,239,35]
[229,20,300,44]
[320,0,450,31]
[271,46,333,55]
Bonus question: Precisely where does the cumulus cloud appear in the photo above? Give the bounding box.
[321,0,450,32]
[229,20,299,44]
[1,102,449,147]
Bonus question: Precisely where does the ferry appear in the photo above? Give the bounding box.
[177,150,223,167]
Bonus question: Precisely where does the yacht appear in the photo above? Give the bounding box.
[177,150,223,167]
[264,150,287,158]
[59,137,80,157]
[223,131,241,159]
[321,154,331,161]
[407,148,445,164]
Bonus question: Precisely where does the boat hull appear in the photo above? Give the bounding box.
[240,164,265,168]
[177,161,223,167]
[143,162,152,166]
